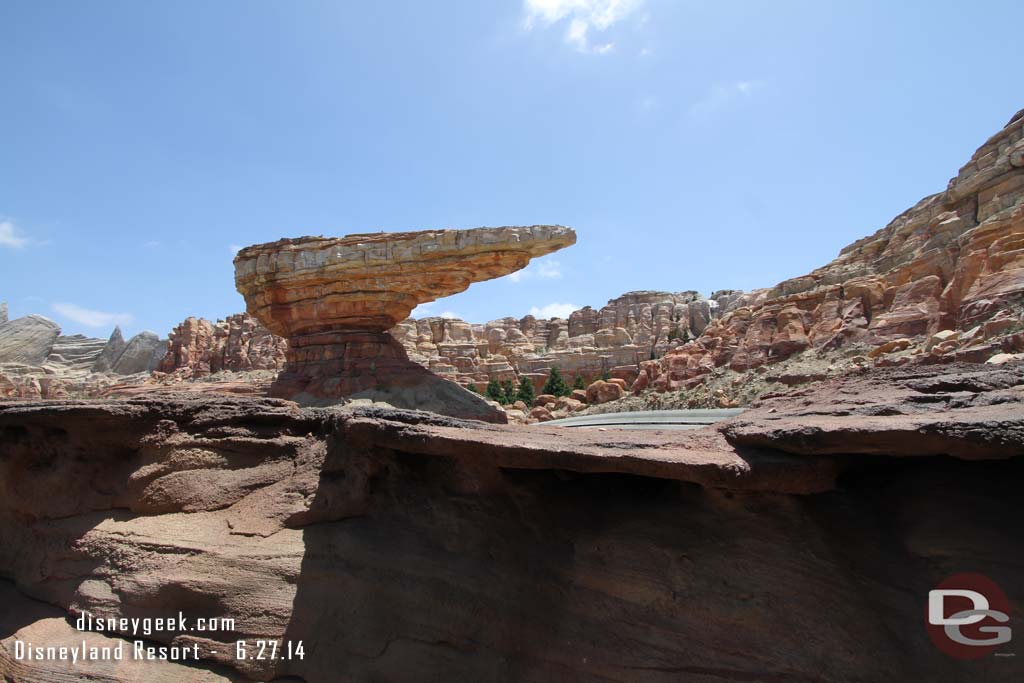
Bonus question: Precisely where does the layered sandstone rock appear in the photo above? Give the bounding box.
[390,290,739,392]
[157,313,287,378]
[0,314,60,365]
[1,362,1021,682]
[0,315,171,400]
[635,109,1024,394]
[234,226,575,421]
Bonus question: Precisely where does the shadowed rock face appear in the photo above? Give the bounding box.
[0,362,1021,682]
[233,226,575,419]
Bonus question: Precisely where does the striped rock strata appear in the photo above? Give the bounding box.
[234,226,575,420]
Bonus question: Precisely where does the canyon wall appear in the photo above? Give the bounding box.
[1,362,1022,682]
[3,110,1022,408]
[390,289,746,390]
[157,313,287,378]
[634,109,1024,394]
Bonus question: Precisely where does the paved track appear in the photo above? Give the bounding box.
[543,408,744,430]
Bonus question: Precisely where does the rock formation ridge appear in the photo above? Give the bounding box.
[0,310,170,399]
[233,226,575,420]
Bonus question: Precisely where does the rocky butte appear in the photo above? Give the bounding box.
[233,225,575,422]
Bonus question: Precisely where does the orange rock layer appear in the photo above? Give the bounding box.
[233,226,575,417]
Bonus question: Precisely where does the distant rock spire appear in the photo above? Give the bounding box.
[91,326,127,373]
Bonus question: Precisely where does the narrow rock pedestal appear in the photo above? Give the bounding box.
[234,226,576,421]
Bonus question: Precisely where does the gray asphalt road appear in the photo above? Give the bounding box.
[542,408,745,430]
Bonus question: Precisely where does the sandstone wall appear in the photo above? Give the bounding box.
[633,109,1024,394]
[157,313,287,378]
[1,363,1022,682]
[390,289,744,391]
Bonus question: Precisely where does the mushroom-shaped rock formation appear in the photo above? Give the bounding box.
[235,225,576,421]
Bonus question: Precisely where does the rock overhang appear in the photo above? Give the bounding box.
[234,225,576,336]
[231,225,576,418]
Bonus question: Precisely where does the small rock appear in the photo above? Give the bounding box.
[868,339,912,358]
[925,329,959,351]
[529,406,553,421]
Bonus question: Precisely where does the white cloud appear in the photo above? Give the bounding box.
[524,0,642,53]
[409,303,462,320]
[690,80,766,119]
[144,240,162,248]
[52,302,133,328]
[508,257,563,283]
[0,220,29,248]
[411,303,434,318]
[229,244,243,255]
[529,302,579,319]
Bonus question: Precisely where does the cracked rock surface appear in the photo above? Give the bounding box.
[1,361,1022,682]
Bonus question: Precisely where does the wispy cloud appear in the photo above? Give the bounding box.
[637,94,657,115]
[524,0,643,53]
[229,244,243,255]
[52,302,133,328]
[0,220,30,248]
[144,240,162,249]
[529,302,579,319]
[409,302,462,320]
[508,257,563,283]
[690,80,767,120]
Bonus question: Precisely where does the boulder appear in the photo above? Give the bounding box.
[111,331,164,375]
[533,394,557,407]
[585,380,626,405]
[0,314,60,365]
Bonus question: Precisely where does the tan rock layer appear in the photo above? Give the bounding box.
[234,226,575,335]
[233,226,574,417]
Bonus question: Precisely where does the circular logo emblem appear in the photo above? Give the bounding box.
[926,573,1012,659]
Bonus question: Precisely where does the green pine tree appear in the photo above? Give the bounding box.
[572,375,587,390]
[485,379,504,403]
[466,382,479,394]
[516,378,535,405]
[501,379,516,405]
[601,368,612,381]
[542,366,570,397]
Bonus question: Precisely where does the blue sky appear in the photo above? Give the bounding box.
[2,1,1022,337]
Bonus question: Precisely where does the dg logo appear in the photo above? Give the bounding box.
[927,573,1013,659]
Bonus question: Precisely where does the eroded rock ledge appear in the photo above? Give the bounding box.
[1,362,1022,682]
[233,226,575,420]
